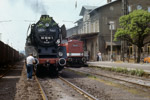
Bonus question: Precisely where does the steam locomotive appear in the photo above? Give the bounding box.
[25,15,67,76]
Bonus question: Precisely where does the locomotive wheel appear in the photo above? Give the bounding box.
[36,65,43,77]
[48,66,58,77]
[35,65,40,77]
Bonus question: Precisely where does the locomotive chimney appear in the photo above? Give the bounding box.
[41,15,49,18]
[107,0,112,3]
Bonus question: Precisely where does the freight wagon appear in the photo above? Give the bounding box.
[0,40,20,67]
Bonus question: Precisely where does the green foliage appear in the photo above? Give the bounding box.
[115,67,124,73]
[122,68,128,74]
[129,69,145,76]
[115,10,150,45]
[135,69,145,77]
[40,17,52,23]
[38,23,46,28]
[38,16,57,28]
[101,67,145,77]
[130,70,136,75]
[115,10,150,63]
[111,67,116,71]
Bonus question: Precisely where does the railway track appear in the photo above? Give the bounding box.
[34,75,48,100]
[34,75,99,100]
[0,65,15,79]
[68,68,150,89]
[59,76,99,100]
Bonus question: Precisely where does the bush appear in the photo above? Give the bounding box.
[135,69,145,77]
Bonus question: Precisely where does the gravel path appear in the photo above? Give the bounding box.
[0,62,23,100]
[1,61,149,100]
[39,77,87,100]
[61,67,150,100]
[14,62,42,100]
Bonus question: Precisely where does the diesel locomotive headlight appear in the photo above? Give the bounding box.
[58,52,63,57]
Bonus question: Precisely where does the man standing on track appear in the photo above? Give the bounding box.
[26,53,35,80]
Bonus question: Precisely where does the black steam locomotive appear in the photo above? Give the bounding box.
[25,15,67,76]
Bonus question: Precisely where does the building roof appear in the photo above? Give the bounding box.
[70,32,98,39]
[75,18,83,23]
[106,41,121,46]
[90,0,120,15]
[79,5,98,16]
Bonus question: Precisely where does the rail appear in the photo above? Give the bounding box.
[69,68,150,89]
[59,76,99,100]
[34,75,48,100]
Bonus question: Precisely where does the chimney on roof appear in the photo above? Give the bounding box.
[107,0,112,3]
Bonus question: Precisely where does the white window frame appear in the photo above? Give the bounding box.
[109,21,115,30]
[137,5,142,10]
[128,5,132,12]
[148,7,150,12]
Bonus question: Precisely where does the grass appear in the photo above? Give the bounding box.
[89,66,148,77]
[112,67,146,77]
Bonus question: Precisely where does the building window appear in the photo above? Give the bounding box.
[109,21,115,30]
[137,5,142,10]
[93,22,95,32]
[148,46,150,54]
[91,23,93,32]
[87,23,89,33]
[128,5,132,12]
[97,21,99,32]
[129,46,133,55]
[95,21,98,32]
[148,7,150,12]
[110,6,114,11]
[84,24,86,33]
[95,21,99,32]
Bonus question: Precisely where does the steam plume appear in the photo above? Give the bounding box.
[23,0,47,14]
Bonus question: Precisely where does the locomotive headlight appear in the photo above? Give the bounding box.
[45,23,49,27]
[56,39,60,44]
[58,52,63,57]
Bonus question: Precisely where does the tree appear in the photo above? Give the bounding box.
[114,10,150,63]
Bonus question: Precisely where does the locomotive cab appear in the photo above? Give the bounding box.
[63,40,87,67]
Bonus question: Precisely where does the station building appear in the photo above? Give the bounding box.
[67,0,150,61]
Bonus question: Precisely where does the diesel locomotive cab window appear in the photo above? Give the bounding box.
[73,44,78,47]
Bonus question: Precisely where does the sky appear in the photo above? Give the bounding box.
[0,0,111,52]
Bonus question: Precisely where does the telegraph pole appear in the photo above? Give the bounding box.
[121,0,128,61]
[110,24,113,62]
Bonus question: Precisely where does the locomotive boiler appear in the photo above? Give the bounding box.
[25,15,67,76]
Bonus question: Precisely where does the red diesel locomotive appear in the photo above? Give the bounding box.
[63,40,87,67]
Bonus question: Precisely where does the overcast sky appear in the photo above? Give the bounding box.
[0,0,111,51]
